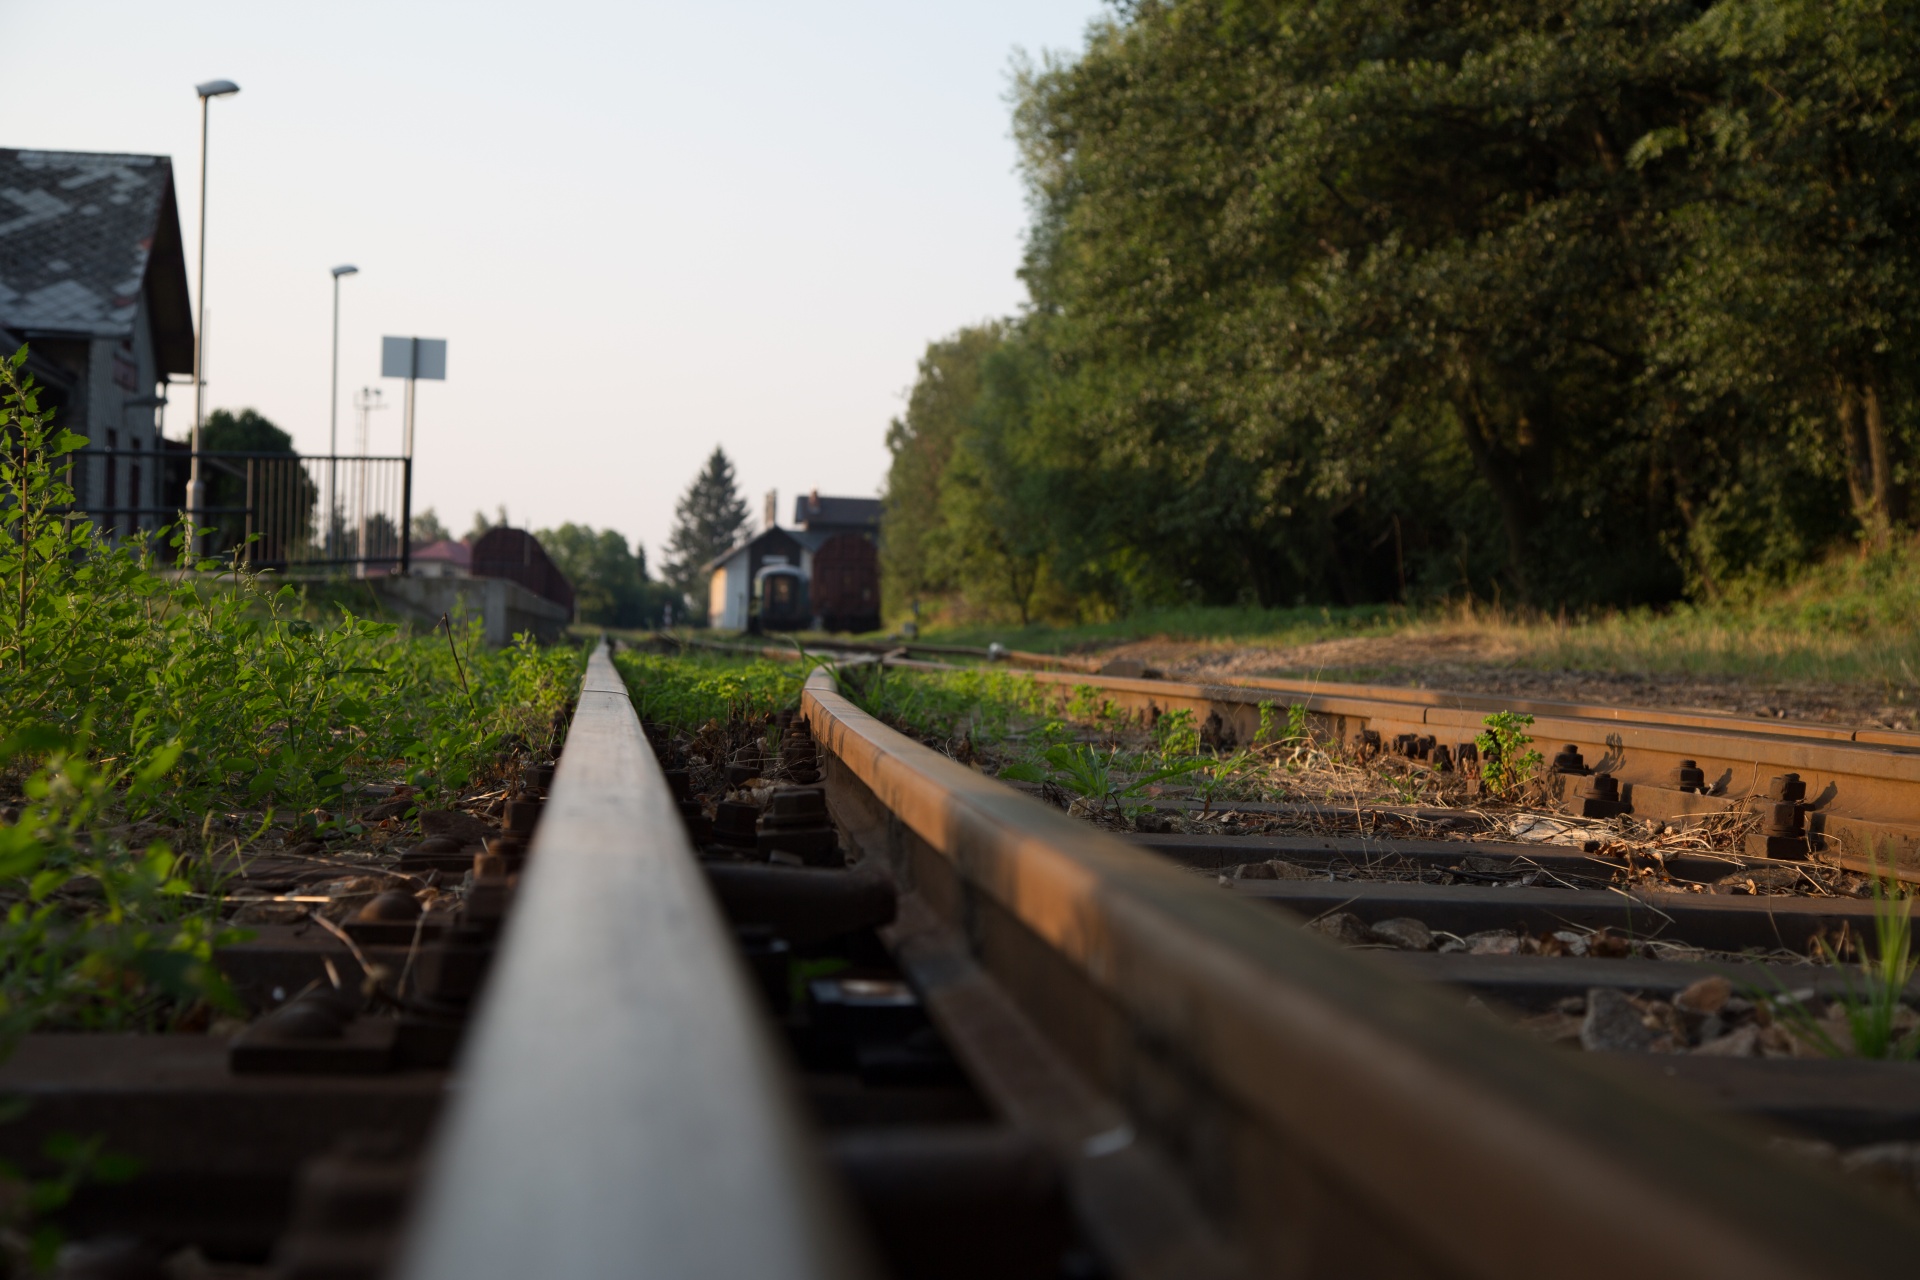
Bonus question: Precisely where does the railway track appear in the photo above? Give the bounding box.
[680,632,1920,880]
[14,637,1920,1276]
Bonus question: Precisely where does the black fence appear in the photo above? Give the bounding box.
[70,447,412,573]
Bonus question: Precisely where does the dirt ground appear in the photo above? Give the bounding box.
[1084,632,1917,731]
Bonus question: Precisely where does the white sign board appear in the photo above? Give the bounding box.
[381,336,448,380]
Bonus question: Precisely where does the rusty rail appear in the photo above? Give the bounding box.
[799,662,1920,1278]
[1007,667,1920,874]
[664,630,1920,874]
[394,641,872,1280]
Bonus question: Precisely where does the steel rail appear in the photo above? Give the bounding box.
[672,633,1920,871]
[993,665,1920,873]
[669,629,1920,749]
[394,641,874,1280]
[799,663,1920,1278]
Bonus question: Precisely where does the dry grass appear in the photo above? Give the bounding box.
[909,542,1920,719]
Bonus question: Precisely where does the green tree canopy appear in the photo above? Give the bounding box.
[467,506,509,543]
[201,408,294,454]
[536,523,675,628]
[663,447,750,615]
[410,507,452,545]
[881,0,1920,619]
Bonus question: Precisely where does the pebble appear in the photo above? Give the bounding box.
[1464,930,1522,956]
[1307,912,1375,946]
[1581,987,1659,1053]
[421,808,494,844]
[1368,917,1434,951]
[1674,975,1733,1016]
[1693,1023,1761,1057]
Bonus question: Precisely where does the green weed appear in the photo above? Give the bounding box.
[1475,712,1542,797]
[1014,742,1206,819]
[1153,709,1200,757]
[614,648,806,729]
[0,346,581,1035]
[1765,867,1917,1060]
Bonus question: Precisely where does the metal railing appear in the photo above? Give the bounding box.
[69,448,412,573]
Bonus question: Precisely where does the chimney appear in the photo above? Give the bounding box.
[764,490,778,532]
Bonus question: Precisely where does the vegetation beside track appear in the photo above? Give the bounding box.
[896,544,1920,714]
[610,647,805,731]
[0,351,582,1035]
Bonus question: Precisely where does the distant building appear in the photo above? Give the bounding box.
[704,490,882,633]
[0,149,194,536]
[411,539,472,579]
[470,527,575,617]
[371,528,574,647]
[793,490,881,536]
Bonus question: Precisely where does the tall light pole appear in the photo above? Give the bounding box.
[188,78,239,550]
[328,264,358,557]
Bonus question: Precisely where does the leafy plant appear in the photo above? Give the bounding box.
[1065,684,1114,725]
[1188,748,1255,818]
[1153,708,1200,757]
[0,1128,143,1270]
[1027,742,1208,818]
[616,649,804,729]
[1475,711,1542,796]
[0,345,583,1035]
[0,350,93,674]
[0,727,246,1037]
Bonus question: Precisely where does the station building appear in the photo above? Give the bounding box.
[0,148,194,536]
[704,491,881,633]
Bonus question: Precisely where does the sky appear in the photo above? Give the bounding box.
[0,0,1104,564]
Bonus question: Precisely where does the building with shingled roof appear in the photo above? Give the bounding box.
[0,148,194,535]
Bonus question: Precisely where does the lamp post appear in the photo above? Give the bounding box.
[188,78,239,553]
[328,264,358,557]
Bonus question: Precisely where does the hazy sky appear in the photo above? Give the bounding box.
[0,1,1103,562]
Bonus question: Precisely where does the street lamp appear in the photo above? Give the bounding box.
[188,78,239,552]
[329,264,358,558]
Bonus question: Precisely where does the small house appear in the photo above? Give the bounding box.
[704,491,882,633]
[411,539,472,579]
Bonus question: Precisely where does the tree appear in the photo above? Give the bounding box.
[466,506,509,543]
[201,408,294,454]
[1009,0,1709,607]
[198,408,313,563]
[663,448,749,615]
[877,0,1920,616]
[882,323,1008,613]
[410,507,451,545]
[1641,0,1920,568]
[536,523,677,627]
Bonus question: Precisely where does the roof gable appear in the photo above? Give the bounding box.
[0,149,194,371]
[793,493,881,530]
[702,526,804,574]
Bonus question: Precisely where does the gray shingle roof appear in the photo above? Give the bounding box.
[793,494,882,530]
[0,149,193,369]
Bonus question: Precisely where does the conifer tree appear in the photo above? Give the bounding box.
[664,447,750,613]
